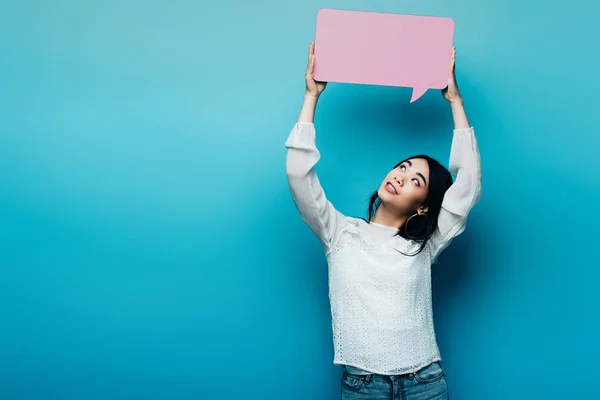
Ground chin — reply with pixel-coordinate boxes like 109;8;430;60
377;187;393;201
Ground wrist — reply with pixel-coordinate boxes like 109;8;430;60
449;97;463;107
304;92;320;101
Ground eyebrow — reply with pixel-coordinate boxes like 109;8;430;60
403;160;427;186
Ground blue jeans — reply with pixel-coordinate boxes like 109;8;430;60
340;361;449;400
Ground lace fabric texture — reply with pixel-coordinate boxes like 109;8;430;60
328;217;441;375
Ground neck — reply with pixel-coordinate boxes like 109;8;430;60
371;204;408;229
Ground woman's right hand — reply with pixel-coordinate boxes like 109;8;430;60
305;41;327;98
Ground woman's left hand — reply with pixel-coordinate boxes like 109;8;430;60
441;47;461;103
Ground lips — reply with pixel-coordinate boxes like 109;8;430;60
385;181;398;194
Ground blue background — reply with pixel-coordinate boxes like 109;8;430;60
1;0;599;399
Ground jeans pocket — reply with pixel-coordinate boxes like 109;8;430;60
341;370;365;392
413;361;445;384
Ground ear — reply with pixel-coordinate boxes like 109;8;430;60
418;205;429;216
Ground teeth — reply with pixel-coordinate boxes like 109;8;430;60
387;183;397;193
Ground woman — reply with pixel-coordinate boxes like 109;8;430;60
286;41;481;399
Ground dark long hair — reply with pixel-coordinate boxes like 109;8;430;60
366;155;453;256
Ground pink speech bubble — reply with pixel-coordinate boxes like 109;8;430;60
314;9;455;102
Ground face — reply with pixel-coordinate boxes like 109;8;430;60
377;158;430;216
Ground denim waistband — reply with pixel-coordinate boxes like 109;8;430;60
344;359;442;377
344;365;373;375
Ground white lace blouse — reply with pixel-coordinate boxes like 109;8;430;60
285;122;482;375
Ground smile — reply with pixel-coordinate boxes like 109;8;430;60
385;182;398;194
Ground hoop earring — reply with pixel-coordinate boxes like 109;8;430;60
405;213;426;240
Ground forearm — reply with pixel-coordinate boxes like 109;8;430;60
298;94;320;123
285;122;341;252
431;112;482;259
449;98;470;129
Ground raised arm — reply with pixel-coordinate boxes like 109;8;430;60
285;42;344;253
430;47;483;261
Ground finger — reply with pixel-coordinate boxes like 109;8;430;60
306;54;313;74
307;62;315;80
452;48;456;74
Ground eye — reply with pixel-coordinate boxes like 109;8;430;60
412;178;420;187
399;164;406;171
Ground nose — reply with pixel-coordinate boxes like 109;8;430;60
394;176;403;187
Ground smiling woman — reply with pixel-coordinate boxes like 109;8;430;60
285;42;482;399
367;154;454;252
